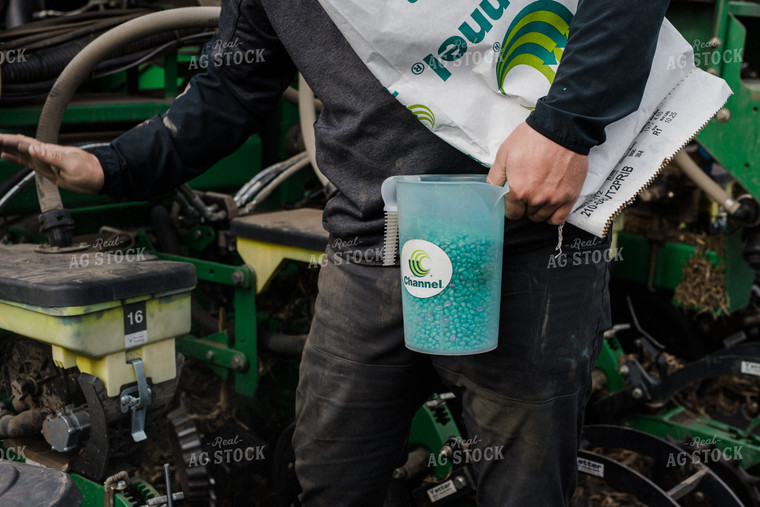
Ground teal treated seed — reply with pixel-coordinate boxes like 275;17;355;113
402;228;500;353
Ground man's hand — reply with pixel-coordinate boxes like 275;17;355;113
0;134;104;195
487;122;588;225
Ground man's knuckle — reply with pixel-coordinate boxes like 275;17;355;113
511;189;529;201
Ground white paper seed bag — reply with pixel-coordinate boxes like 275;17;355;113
318;0;732;236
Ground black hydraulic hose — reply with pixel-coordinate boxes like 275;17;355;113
1;25;83;48
34;6;221;218
0;171;34;216
0;9;146;41
2;28;206;86
1;22;89;42
0;82;57;104
91;31;215;79
1;79;57;95
0;167;32;200
5;12;148;53
0;31;213;100
2;40;93;84
1;36;203;100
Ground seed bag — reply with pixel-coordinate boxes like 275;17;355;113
317;0;732;237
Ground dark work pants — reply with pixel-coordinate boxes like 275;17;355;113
292;220;611;506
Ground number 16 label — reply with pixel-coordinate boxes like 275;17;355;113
124;301;148;349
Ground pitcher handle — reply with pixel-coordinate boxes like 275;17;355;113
491;180;510;213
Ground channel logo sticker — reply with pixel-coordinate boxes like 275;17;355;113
409;249;432;277
401;239;453;298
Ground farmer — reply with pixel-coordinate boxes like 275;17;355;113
0;0;669;504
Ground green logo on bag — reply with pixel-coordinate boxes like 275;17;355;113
407;104;436;129
409;249;431;277
496;0;573;93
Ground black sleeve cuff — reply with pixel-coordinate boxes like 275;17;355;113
89;144;126;199
526;100;599;156
524;0;669;157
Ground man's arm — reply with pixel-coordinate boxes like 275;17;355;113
97;0;297;199
488;0;670;225
1;0;297;200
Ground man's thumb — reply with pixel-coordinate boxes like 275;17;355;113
31;143;63;168
28;143;61;181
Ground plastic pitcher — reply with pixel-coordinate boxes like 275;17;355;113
382;175;509;355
